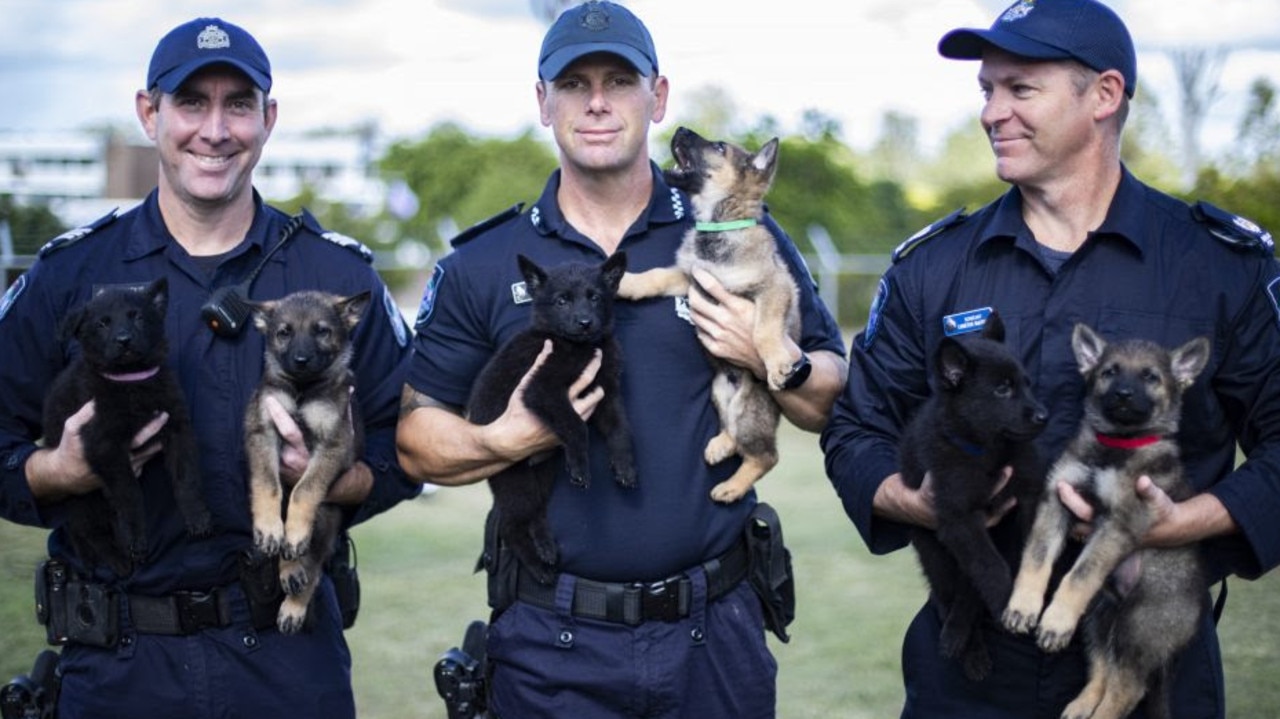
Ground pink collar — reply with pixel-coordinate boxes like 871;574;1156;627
100;366;160;383
1095;432;1161;450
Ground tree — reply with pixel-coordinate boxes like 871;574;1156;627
1169;47;1228;189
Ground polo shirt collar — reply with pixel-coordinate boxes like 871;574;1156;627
528;162;690;241
125;189;272;261
978;165;1147;254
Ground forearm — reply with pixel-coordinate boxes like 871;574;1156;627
774;349;847;432
872;471;936;529
25;446;88;504
395;387;520;486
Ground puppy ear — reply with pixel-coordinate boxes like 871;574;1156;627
980;310;1005;342
1171;336;1211;390
249;300;275;334
147;276;169;316
1071;323;1106;374
338;290;372;330
753;138;780;184
517;254;547;294
936;338;970;390
601;252;627;294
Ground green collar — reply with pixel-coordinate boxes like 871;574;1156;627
695;218;758;232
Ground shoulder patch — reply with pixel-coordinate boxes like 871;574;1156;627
450;204;523;248
891;208;967;264
0;274;28;325
415;263;445;332
1193;201;1274;255
37;209;119;258
382;285;409;347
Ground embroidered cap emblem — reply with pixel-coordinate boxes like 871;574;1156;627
197;24;231;50
1000;0;1035;22
581;4;610;31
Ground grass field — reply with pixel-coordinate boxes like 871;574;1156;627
2;425;1278;717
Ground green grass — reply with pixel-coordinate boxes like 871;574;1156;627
2;425;1277;717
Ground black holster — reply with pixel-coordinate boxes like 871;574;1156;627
35;559;117;648
0;649;60;719
744;502;796;643
327;532;361;630
478;509;518;620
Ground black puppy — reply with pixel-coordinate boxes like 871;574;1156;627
43;277;210;575
466;253;636;584
899;311;1046;680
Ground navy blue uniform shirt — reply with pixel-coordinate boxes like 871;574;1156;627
0;189;418;593
821;167;1280;583
408;164;844;582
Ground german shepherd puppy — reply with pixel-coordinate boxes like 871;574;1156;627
899;311;1047;680
1003;324;1210;719
617;126;797;503
43;277;210;575
467;254;636;584
245;289;370;633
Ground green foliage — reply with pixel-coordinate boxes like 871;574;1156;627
379;123;557;252
0;194;67;256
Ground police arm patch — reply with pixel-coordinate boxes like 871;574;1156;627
0;274;27;325
861;277;890;351
415;263;445;332
383;286;409;347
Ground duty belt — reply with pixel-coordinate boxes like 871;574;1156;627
515;541;748;626
129;588;240;635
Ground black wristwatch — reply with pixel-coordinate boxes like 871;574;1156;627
780;353;812;390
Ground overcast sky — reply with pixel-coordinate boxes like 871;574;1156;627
2;0;1277;155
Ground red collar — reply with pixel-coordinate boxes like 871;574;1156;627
1095;432;1161;449
100;367;160;383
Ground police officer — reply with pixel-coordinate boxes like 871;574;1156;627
821;1;1280;717
397;2;846;716
0;18;417;718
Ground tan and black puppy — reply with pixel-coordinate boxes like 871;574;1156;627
245;289;369;633
617;126;798;503
1003;324;1210;719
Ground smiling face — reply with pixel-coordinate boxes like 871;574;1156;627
536;52;667;179
976;48;1102;189
137;66;276;213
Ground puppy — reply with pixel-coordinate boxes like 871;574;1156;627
466;253;636;584
1003;324;1210;719
617;126;797;503
43;277;210;575
899;311;1047;680
245;289;369;633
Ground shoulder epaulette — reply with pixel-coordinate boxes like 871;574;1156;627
891;208;968;264
1193;201;1274;255
37;209;119;258
300;208;373;263
450;204;524;248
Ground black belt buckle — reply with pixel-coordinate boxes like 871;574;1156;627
639;576;689;622
174;590;221;634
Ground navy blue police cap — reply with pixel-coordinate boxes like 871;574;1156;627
539;1;658;81
938;0;1136;98
148;18;272;93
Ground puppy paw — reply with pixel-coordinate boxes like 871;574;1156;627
1035;604;1079;653
1001;590;1042;634
279;563;310;596
710;479;748;504
612;461;638;489
281;534;312;562
703;433;737;465
961;646;992;682
253;519;285;557
277;599;308;634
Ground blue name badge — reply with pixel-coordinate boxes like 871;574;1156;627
942;307;993;337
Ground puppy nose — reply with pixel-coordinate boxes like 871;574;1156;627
292;354;311;366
